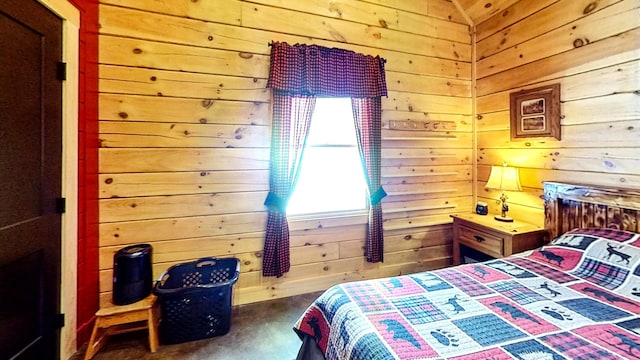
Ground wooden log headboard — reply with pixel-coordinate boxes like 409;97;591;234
544;182;640;240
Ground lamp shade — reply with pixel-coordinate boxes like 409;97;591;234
485;165;522;191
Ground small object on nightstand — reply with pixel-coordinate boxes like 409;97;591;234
476;201;488;215
450;213;546;265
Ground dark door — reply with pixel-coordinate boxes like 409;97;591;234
0;0;63;358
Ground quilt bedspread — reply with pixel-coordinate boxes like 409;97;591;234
293;228;640;359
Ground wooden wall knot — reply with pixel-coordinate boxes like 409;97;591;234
573;38;589;48
328;3;343;18
583;2;597;14
201;99;214;109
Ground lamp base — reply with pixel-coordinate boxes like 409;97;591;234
494;215;514;222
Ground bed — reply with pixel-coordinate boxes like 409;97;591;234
293;182;640;359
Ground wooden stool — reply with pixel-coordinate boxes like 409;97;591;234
84;294;159;360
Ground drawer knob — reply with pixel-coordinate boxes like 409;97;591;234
473;235;486;243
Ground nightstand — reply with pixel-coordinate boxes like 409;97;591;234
451;213;547;265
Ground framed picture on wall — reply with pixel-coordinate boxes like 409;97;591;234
509;83;561;140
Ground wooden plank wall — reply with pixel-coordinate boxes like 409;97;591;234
97;0;473;305
475;0;640;227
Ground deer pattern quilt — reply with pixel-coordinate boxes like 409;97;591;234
293;228;640;359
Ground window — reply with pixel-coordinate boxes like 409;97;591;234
287;98;368;215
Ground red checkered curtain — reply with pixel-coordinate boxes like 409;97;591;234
262;93;315;277
267;42;387;97
352;97;386;263
264;42;387;276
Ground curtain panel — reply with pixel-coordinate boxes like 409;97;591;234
264;41;387;277
352;97;386;263
263;94;315;277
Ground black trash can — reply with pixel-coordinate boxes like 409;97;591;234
153;257;240;344
112;244;153;305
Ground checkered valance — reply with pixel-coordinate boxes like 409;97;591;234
267;42;387;97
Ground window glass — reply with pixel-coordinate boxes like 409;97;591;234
287;98;368;215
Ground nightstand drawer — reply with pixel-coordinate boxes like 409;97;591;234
458;225;503;258
451;213;545;265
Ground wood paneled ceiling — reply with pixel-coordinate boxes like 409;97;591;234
453;0;521;24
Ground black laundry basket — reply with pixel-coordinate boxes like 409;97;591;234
153;257;240;344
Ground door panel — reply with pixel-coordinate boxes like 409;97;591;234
0;0;63;358
0;9;42;229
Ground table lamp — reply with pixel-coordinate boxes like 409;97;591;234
485;163;521;222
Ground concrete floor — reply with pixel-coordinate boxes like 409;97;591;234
71;291;323;360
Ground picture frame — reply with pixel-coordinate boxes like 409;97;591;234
509;83;561;140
